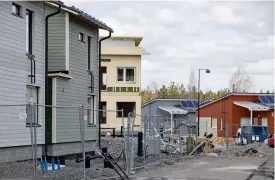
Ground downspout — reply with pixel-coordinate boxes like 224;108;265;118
98;31;112;148
45;4;61;156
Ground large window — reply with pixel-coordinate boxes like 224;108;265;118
101;67;107;90
116;102;136;118
262;117;268;126
87;96;96;125
26;10;33;54
26;86;38;124
101;102;107;124
211;117;217;128
117;67;136;83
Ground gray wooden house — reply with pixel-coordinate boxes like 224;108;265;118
141;99;212;135
0;1;46;162
45;2;113;157
0;1;113;162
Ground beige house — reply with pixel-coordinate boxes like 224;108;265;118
101;36;149;131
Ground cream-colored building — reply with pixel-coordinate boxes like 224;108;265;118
101;36;149;131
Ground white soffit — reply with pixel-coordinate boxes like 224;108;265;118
158;106;188;114
233;101;270;111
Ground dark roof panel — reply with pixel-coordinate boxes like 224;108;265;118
49;1;113;32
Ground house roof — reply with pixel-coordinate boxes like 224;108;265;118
195;92;274;110
46;1;113;32
141;98;198;108
158;106;188;115
104;36;143;46
233;101;270;111
101;46;149;55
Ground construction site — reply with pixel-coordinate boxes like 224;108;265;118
0;108;273;180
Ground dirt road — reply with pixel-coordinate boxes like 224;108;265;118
133;155;273;180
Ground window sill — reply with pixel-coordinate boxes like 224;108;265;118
79;40;86;44
12;13;22;18
117;81;136;84
87;124;96;127
26;123;42;127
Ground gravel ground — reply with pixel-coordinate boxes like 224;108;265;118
0;138;273;180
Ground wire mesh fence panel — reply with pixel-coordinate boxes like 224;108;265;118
34;105;89;180
0;104;39;180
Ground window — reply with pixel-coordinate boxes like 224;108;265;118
12;3;21;16
26;10;33;54
211;118;217;128
79;32;84;42
254;118;258;125
262;117;268;126
101;67;107;90
117;68;124;81
117;67;136;83
26;86;38;124
87;96;96;125
241;118;250;125
116;102;136;117
101;102;107;124
88;36;91;70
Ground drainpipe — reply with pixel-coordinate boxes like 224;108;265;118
45;4;61;156
98;31;112;148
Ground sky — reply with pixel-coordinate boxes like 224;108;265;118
64;0;274;92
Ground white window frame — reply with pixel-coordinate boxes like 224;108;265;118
241;117;250;125
117;67;136;83
26;86;39;124
87;95;96;125
79;32;84;42
262;117;268;126
220;118;223;130
211;117;217;128
12;3;21;16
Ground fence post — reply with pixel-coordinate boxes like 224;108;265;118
79;105;85;180
27;103;35;179
143;116;147;166
225;124;229;149
33;103;37;179
126;113;130;175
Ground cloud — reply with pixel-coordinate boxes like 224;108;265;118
207;4;244;25
69;1;274;92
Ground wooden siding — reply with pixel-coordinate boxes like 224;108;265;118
0;2;45;147
47;6;66;71
55;15;99;143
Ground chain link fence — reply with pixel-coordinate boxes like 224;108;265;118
123;113;200;175
0;104;212;179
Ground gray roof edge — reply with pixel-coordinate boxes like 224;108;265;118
48;1;113;32
195;92;274;110
141;98;198;108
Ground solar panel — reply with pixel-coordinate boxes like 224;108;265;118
181;101;188;108
266;96;274;104
200;100;212;106
186;100;195;108
259;96;269;104
192;101;198;108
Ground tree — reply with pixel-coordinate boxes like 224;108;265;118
229;67;253;92
157;85;169;98
266;90;270;94
187;68;197;98
260;89;263;93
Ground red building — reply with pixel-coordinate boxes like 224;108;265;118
197;93;274;137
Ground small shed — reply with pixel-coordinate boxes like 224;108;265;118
141;99;212;135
